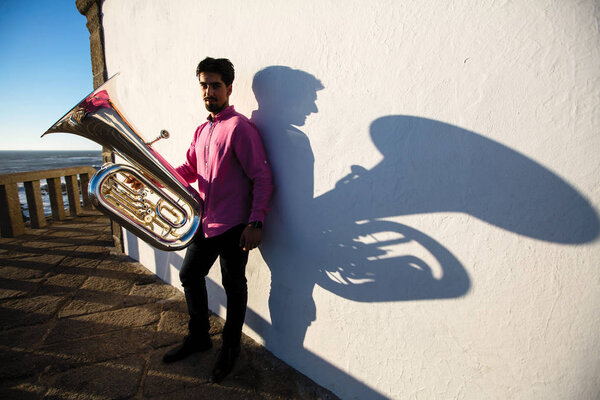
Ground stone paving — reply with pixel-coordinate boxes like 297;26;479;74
0;211;338;400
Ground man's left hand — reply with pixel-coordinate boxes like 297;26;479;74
240;225;262;251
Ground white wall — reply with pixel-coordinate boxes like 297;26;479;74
100;1;600;398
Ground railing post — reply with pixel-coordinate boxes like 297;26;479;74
0;166;99;237
0;183;25;237
24;180;47;228
65;175;82;216
79;172;93;210
46;177;66;220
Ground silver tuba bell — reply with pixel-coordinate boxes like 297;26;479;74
43;74;202;251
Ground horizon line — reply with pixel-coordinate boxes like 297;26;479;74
0;148;102;152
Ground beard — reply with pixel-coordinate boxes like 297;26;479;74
204;98;227;114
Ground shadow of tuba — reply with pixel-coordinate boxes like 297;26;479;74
43;74;202;251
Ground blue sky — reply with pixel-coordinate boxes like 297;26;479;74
0;0;100;150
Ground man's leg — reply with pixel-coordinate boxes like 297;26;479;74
181;235;219;338
163;235;218;363
211;224;248;382
219;224;249;348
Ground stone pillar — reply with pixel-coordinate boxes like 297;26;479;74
24;180;47;228
0;183;25;237
76;0;122;251
79;172;93;210
65;175;82;216
75;0;107;88
46;177;67;221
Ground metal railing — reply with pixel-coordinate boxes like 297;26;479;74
0;166;97;237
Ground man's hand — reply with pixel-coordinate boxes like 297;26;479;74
239;225;262;251
124;175;143;190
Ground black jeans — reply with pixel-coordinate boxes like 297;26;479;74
179;224;248;348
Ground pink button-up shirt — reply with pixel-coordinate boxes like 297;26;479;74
176;106;273;238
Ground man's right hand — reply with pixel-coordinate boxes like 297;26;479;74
124;175;143;190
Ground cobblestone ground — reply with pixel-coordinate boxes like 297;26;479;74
0;211;337;400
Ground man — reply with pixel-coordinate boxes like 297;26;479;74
162;57;273;383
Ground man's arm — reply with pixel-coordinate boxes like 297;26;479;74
233;123;274;250
124;124;205;190
174;124;205;184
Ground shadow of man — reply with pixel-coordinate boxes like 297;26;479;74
251;66;323;360
251;69;598;395
251;68;472;384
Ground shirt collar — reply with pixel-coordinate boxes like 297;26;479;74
207;105;235;122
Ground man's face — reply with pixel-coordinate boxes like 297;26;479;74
199;71;232;115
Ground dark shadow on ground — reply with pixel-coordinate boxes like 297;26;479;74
0;215;334;399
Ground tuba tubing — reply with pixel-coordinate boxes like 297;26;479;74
42;74;202;251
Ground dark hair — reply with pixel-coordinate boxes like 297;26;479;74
196;57;235;86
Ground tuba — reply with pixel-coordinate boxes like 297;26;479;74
43;74;202;251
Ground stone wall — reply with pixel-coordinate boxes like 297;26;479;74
76;0;121;250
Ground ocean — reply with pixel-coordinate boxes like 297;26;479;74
0;150;103;175
0;150;103;219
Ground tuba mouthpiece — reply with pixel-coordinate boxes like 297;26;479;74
146;129;170;146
